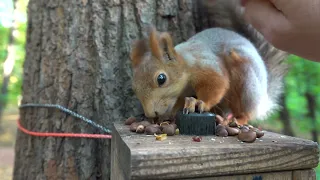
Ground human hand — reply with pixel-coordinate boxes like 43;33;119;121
241;0;320;62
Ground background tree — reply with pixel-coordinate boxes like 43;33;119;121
283;55;320;142
12;0;207;179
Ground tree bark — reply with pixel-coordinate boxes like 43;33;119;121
14;0;203;179
305;92;318;143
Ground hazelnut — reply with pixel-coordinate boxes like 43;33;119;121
251;127;265;138
216;124;228;137
130;122;139;132
139;120;151;127
162;124;176;136
239;125;250;133
226;126;240;136
171;123;177;130
244;124;254;129
125;116;136;125
237;130;257;143
145;124;162;135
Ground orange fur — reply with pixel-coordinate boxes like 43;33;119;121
159;32;177;58
222;50;252;125
190;66;230;112
149;28;162;60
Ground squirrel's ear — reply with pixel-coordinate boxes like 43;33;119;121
159;32;177;62
148;27;177;62
130;39;148;68
149;27;162;60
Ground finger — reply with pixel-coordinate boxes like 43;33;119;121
243;0;290;42
240;0;248;6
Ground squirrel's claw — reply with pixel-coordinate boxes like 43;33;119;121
183;108;189;114
184;97;196;114
184;97;208;114
197;100;205;113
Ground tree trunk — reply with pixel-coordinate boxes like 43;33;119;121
14;0;204;179
278;88;295;136
305;92;318;143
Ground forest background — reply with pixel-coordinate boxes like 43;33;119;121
0;0;319;179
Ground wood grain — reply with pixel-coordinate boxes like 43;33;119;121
292;169;316;180
111;123;319;180
180;169;315;180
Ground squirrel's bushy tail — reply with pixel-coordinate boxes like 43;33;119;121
197;0;289;108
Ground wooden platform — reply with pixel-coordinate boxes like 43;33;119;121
110;123;319;180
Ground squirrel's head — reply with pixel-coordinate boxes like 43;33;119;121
130;28;189;118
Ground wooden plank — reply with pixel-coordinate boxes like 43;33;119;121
181;169;316;180
181;170;293;180
110;125;132;180
292;169;316;180
111;123;319;180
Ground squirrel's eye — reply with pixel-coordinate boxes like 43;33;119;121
157;73;166;86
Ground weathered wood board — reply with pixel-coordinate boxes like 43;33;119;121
111;123;319;180
181;169;316;180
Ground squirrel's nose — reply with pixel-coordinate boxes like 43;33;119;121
155;111;159;116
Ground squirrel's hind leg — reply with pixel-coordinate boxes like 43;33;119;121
223;49;269;125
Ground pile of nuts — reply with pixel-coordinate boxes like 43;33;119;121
215;115;264;143
124;114;265;143
125;116;178;136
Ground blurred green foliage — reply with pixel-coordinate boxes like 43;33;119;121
0;0;27;108
0;0;319;178
283;55;320;138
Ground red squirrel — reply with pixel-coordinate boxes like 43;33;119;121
130;0;288;125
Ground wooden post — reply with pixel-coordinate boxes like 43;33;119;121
111;123;319;180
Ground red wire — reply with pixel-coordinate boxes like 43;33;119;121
17;118;112;139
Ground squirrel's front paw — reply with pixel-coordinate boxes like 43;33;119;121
183;97;210;114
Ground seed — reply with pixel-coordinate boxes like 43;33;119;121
237;130;257;143
175;128;180;135
226;126;240;136
155;134;167;141
125;116;136;125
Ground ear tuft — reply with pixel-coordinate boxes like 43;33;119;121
130;39;148;68
149;27;162;59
